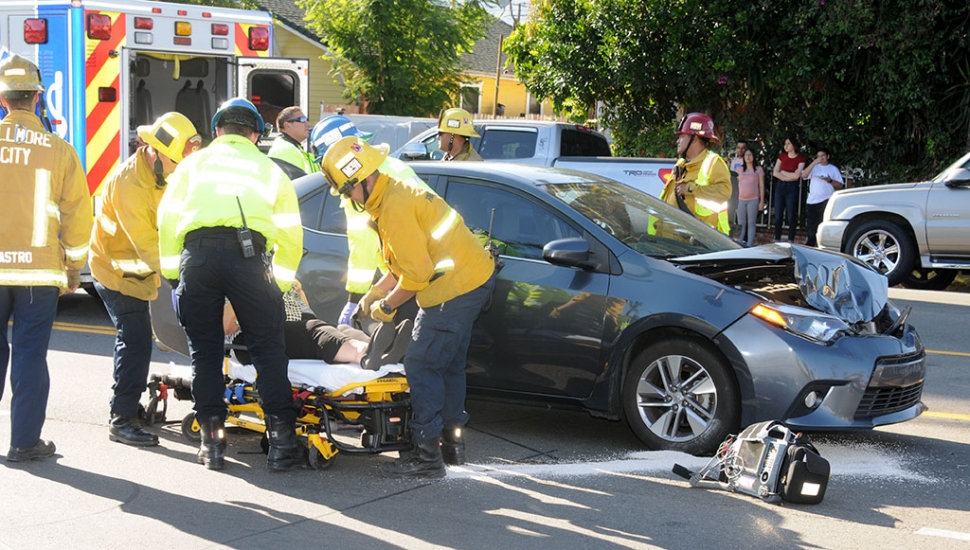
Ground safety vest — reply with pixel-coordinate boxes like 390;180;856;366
267;135;319;174
157;133;304;292
0;110;92;288
342;156;433;294
89;146;165;301
691;150;731;234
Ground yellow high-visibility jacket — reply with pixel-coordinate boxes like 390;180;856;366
660;148;731;233
0;110;92;288
89;146;165;301
365;172;493;308
157;133;303;292
343;156;432;294
267;135;318;174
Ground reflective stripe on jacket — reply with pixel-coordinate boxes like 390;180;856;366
157;133;303;292
660;148;731;234
0;110;93;288
267;135;318;174
365;172;493;308
89;146;165;301
343;156;433;294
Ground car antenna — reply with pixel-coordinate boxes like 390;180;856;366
485;207;505;272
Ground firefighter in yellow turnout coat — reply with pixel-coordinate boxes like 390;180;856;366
660;112;732;234
0;54;93;462
322;136;495;479
90;112;201;447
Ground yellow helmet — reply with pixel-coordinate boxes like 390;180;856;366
0;53;44;93
437;108;479;138
322;136;389;196
137;112;202;163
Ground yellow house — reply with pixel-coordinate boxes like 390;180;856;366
255;3;549;120
460;19;554;119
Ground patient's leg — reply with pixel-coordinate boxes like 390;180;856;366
333;339;368;364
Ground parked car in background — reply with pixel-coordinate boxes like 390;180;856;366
817;151;970;289
393;120;676;198
290;162;926;455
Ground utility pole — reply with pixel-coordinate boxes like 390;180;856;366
493;34;503;117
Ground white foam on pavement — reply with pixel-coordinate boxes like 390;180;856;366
445;444;938;484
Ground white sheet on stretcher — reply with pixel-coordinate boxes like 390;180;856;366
227;358;406;395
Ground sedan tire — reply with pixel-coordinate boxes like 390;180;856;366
845;219;916;287
623;337;739;455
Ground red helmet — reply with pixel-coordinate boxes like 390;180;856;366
676;112;719;143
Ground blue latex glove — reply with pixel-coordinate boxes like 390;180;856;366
338;301;357;326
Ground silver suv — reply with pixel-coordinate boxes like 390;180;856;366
817;151;970;289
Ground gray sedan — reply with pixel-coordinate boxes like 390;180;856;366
290;162;926;455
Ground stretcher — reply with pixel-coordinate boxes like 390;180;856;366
142;358;412;470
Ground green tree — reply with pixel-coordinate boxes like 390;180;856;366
505;0;970;184
300;0;495;116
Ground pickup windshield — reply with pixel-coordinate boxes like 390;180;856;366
544;181;740;257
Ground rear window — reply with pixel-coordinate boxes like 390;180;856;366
477;129;537;160
560;128;611;157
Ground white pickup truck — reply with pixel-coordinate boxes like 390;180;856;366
392;120;676;198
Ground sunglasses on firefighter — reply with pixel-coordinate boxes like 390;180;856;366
285;116;308;124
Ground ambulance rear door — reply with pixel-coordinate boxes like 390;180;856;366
236;57;309;136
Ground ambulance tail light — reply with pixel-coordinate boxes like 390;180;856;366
249;26;269;51
87;13;112;40
24;18;48;44
174;21;192;46
211;23;229;36
134;17;153;30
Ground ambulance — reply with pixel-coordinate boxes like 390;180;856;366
0;0;309;197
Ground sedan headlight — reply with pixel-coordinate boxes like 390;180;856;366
750;302;851;343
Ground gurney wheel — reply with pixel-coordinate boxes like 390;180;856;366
181;413;202;443
308;445;335;470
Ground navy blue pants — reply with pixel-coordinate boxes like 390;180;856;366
0;286;59;449
773;180;800;242
405;272;495;444
175;232;295;424
95;281;153;419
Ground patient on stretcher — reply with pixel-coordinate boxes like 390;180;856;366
223;281;411;371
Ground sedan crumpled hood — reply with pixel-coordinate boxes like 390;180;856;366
672;243;889;323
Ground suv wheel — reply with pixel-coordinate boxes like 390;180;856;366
623;337;739;456
900;268;958;291
845;219;915;287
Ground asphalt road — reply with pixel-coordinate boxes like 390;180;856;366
1;288;968;549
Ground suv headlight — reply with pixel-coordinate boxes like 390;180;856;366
750;302;851;343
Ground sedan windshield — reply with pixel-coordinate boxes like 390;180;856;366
544;181;741;257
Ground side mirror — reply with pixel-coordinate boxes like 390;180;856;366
400;142;429;160
543;238;601;271
945;167;970;187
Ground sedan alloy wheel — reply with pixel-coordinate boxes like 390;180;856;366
623;337;739;455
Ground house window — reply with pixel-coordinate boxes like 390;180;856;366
460;85;481;114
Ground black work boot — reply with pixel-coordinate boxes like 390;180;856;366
198;417;226;470
379;438;446;479
265;414;307;472
440;425;465;466
109;415;159;447
6;439;56;462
